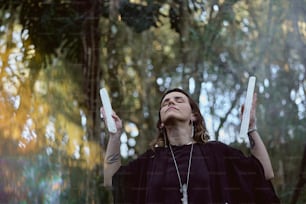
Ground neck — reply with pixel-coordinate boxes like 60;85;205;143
165;123;194;146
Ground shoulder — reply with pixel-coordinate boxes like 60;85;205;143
198;141;246;157
116;149;155;174
198;140;228;152
204;140;227;147
132;147;166;162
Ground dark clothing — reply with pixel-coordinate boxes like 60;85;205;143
113;141;280;204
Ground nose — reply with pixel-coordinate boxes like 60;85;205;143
167;98;175;106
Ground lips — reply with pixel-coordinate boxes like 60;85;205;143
166;106;178;112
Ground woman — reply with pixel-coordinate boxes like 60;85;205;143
103;88;279;204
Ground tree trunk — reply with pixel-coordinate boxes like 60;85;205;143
81;1;101;140
80;2;101;203
106;0;122;106
179;0;191;90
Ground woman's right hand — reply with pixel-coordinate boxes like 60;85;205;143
100;107;123;136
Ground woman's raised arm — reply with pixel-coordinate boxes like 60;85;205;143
101;108;123;187
243;93;274;180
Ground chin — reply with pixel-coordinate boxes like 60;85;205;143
162;116;182;125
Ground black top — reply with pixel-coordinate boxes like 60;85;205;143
113;141;280;204
163;144;212;204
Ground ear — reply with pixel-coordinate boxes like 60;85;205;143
159;123;165;129
190;113;196;122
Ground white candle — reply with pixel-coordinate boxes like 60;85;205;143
239;76;256;139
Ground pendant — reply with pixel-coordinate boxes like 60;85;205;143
180;184;188;204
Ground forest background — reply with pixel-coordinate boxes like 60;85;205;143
0;0;305;203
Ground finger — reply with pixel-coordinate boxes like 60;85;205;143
249;93;257;126
253;92;257;106
100;107;106;119
112;112;121;123
241;104;245;114
251;93;257;111
111;112;123;129
240;104;245;120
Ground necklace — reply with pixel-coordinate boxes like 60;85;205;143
169;143;194;204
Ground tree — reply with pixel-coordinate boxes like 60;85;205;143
1;0;305;203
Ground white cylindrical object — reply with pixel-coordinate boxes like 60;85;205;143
239;76;256;139
100;88;117;133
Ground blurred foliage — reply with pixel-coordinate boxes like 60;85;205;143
0;0;306;203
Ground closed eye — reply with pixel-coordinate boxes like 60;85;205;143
161;99;169;107
161;96;185;107
175;97;184;103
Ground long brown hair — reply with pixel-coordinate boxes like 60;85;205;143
151;88;210;148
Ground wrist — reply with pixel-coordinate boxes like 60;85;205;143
109;132;121;140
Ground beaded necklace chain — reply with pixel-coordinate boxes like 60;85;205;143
169;143;194;204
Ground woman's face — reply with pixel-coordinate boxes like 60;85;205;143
159;91;193;124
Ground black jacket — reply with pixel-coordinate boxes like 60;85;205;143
113;141;280;204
